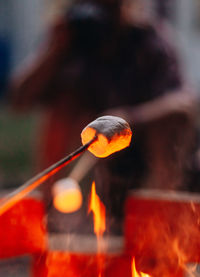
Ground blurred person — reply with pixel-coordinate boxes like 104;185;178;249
9;0;197;232
0;36;10;100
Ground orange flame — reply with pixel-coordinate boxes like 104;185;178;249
88;181;106;238
89;181;106;277
131;258;151;277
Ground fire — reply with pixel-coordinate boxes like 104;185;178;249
88;181;106;238
131;258;151;277
88;181;106;277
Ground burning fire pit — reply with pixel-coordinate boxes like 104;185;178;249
32;183;153;277
1;187;200;276
32;188;200;277
125;189;200;277
32;235;126;277
1;116;200;276
3;189;200;276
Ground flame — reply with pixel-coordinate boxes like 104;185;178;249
131;258;151;277
88;181;106;238
89;181;106;277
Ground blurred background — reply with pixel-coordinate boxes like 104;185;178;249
0;0;200;188
1;2;200;276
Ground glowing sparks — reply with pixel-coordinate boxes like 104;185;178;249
88;181;106;238
131;258;151;277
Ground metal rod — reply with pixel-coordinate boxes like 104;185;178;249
0;136;97;215
69;152;98;183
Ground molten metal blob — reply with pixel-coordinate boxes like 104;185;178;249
81;116;132;158
88;181;106;238
53;178;82;213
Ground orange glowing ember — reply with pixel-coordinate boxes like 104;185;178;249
131;258;151;277
88;181;106;238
